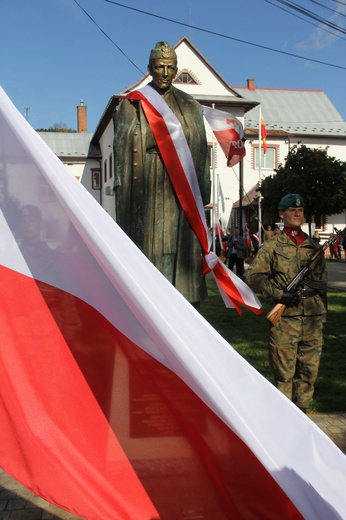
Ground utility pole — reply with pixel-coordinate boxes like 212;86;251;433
239;159;243;235
24;105;31;122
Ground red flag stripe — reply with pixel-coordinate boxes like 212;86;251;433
261;118;268;154
0;267;158;520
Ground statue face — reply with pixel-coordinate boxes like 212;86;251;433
148;58;178;90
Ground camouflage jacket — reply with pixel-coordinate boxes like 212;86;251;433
246;232;327;317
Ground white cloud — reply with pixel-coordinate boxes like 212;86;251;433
295;6;346;51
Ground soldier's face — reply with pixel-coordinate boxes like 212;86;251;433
279;207;304;229
148;58;177;90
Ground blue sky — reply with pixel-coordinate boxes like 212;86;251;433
1;0;345;132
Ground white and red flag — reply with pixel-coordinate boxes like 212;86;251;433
215;217;227;252
261;118;268;154
1;86;346;520
203;106;246;167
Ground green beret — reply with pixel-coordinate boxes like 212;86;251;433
278;194;305;210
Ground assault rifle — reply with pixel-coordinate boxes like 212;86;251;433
266;227;346;326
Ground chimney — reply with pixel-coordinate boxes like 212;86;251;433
247;78;255;90
77;100;87;133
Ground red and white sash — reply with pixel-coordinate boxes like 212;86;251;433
126;85;262;315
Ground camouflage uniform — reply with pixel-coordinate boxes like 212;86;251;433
246;232;327;409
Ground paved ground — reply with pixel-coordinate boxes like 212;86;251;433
309;412;346;455
0;469;82;520
326;257;346;292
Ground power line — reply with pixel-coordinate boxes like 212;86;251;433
101;0;346;71
72;0;145;75
264;0;346;41
271;0;346;35
305;0;346;18
73;0;346;73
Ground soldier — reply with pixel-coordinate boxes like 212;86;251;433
246;194;327;413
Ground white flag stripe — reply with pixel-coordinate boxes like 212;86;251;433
203;105;244;138
203;251;261;309
140;85;212;250
1;87;346;519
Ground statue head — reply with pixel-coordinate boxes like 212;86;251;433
148;41;178;91
149;41;177;62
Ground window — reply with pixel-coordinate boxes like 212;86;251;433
313;214;326;230
254;146;277;170
175;72;197;84
174;70;200;85
91;169;101;190
109;153;113;179
104;159;107;183
207;143;215;168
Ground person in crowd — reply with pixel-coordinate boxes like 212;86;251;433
246;194;327;413
251;231;260;256
312;230;321;245
263;225;274;241
342;233;346;261
226;228;245;278
332;236;341;259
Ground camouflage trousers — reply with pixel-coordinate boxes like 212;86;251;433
269;315;324;408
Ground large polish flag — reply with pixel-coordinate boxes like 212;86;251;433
1;86;346;520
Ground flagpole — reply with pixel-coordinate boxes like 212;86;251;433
216;172;221;253
258;105;263;245
211;103;216;252
217;172;220;229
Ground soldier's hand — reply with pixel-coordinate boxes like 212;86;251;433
279;290;301;308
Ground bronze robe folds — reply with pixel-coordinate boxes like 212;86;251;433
113;84;210;303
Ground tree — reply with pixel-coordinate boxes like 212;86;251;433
35;123;76;133
260;144;346;223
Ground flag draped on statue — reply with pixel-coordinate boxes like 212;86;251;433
261;118;268;154
203;105;246;167
1;86;346;520
127;86;260;315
